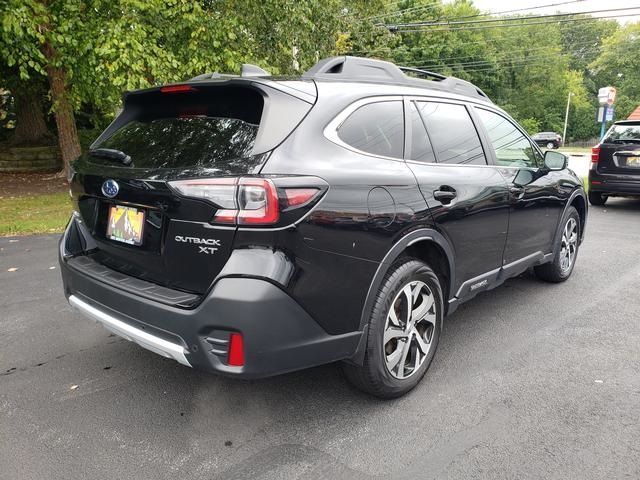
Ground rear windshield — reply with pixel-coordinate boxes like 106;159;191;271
91;86;264;171
604;124;640;143
96;117;258;170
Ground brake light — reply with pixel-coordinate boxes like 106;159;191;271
591;145;600;163
160;84;196;94
237;178;279;225
227;333;244;367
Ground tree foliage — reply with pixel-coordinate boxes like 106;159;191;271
1;0;639;165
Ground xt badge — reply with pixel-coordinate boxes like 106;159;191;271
174;235;221;254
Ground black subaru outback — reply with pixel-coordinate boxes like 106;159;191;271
59;56;587;398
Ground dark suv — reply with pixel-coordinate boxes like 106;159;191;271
589;120;640;205
59;56;587;398
531;131;562;149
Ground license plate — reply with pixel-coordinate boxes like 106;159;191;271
626;156;640;167
106;205;145;246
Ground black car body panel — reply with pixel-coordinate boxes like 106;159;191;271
60;56;587;378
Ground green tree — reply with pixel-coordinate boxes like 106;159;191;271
0;0;246;173
590;22;640;120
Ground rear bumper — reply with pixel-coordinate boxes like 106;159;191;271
68;295;191;366
589;170;640;195
59;218;361;378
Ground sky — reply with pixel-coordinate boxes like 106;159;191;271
445;0;639;24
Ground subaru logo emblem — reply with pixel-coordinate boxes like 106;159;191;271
102;179;119;198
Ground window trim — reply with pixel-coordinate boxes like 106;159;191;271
473;106;545;170
323;95;406;161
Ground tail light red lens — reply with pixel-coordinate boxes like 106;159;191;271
227;333;245;367
591;145;601;163
283;188;320;208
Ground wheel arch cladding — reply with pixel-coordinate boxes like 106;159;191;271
350;230;454;366
570;192;587;242
358;229;455;332
404;240;451;304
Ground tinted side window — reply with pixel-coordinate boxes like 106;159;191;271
408;102;436;163
337;101;404;158
415;101;486;165
476;109;542;168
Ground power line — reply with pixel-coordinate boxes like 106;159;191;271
414;48;602;72
393;12;640;33
429;51;600;74
386;6;640;29
364;0;586;24
414;45;602;69
399;39;600;67
412;42;640;73
419;0;587;24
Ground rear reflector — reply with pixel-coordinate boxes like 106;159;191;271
160;85;196;94
227;333;245;366
591;181;602;185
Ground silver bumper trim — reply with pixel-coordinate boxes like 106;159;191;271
68;295;192;367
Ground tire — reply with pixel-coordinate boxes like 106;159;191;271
546;142;555;149
534;206;580;283
343;258;443;399
588;191;607;206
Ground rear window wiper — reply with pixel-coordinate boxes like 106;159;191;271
89;148;132;166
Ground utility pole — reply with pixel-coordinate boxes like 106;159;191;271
562;92;573;147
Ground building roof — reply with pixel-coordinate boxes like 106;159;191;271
628;106;640;120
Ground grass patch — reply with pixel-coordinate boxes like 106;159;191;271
0;192;73;236
558;147;592;154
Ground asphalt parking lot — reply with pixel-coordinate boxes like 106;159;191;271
1;198;639;480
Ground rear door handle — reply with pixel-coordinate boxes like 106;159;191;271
433;189;457;203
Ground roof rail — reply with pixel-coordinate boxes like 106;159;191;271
303;56;491;102
303;56;406;82
190;64;270;81
398;66;446;81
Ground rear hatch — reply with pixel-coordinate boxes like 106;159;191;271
69;79;316;294
595;121;640;175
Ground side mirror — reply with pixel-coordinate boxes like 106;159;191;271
544;150;568;171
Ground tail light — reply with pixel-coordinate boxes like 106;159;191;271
169;177;321;226
591;145;600;170
236;178;279;225
283;188;320;208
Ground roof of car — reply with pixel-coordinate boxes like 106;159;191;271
186;56;493;105
301;56;492;103
614;120;640;125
